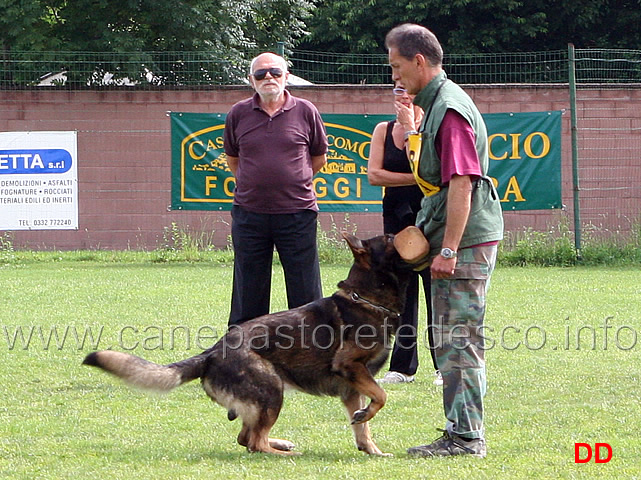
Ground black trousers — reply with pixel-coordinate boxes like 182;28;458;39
384;212;438;375
228;205;323;325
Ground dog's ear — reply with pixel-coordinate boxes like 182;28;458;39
342;232;365;253
341;232;371;268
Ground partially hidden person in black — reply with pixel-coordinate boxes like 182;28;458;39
368;84;441;386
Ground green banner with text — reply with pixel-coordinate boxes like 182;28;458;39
171;110;561;212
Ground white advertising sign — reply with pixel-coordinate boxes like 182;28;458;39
0;131;78;230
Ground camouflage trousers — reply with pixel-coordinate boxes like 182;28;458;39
431;244;498;439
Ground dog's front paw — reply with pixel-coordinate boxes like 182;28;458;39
351;408;370;424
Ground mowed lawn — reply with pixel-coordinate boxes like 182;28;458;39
1;261;640;480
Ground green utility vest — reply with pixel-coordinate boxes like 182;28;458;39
412;71;504;254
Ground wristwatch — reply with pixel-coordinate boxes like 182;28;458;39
403;130;419;142
440;247;458;259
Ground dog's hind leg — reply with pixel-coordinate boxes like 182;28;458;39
206;354;297;455
238;423;295;453
231;395;297;456
237;423;251;449
341;392;391;456
267;438;296;452
237;411;299;456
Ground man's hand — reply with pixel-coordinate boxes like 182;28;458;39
430;255;457;279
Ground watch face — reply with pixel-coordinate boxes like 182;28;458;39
441;248;455;259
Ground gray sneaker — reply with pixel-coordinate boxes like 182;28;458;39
377;371;415;384
407;430;487;458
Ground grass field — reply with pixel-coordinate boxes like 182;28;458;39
1;260;640;479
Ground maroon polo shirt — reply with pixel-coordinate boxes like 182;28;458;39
224;90;328;213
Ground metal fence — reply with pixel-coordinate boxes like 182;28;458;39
1;47;641;88
565;45;641;251
289;49;571;85
0;50;253;88
1;47;640;251
573;48;641;84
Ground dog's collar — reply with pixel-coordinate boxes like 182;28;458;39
338;289;401;318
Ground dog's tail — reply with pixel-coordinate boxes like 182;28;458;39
83;350;208;393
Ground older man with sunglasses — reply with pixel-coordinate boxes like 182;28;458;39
224;52;328;325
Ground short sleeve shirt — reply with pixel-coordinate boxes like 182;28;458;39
436;109;498;247
435;109;482;185
224;90;328;213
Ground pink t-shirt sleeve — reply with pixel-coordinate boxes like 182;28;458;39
435;109;482;185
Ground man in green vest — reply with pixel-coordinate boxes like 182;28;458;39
386;23;504;458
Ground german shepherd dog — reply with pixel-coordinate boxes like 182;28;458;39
83;233;414;456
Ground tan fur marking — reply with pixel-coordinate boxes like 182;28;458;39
94;351;182;392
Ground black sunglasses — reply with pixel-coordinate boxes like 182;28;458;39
252;68;284;81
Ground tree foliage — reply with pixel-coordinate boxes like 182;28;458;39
2;0;640;86
299;0;641;53
0;0;315;85
1;0;315;52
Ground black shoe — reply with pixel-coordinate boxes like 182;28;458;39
407;430;487;458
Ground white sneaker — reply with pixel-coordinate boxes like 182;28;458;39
378;371;415;384
433;370;443;386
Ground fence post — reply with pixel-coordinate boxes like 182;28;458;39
568;43;582;257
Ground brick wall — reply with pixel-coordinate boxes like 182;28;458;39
1;85;638;250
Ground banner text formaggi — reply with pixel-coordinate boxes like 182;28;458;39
171;111;562;212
